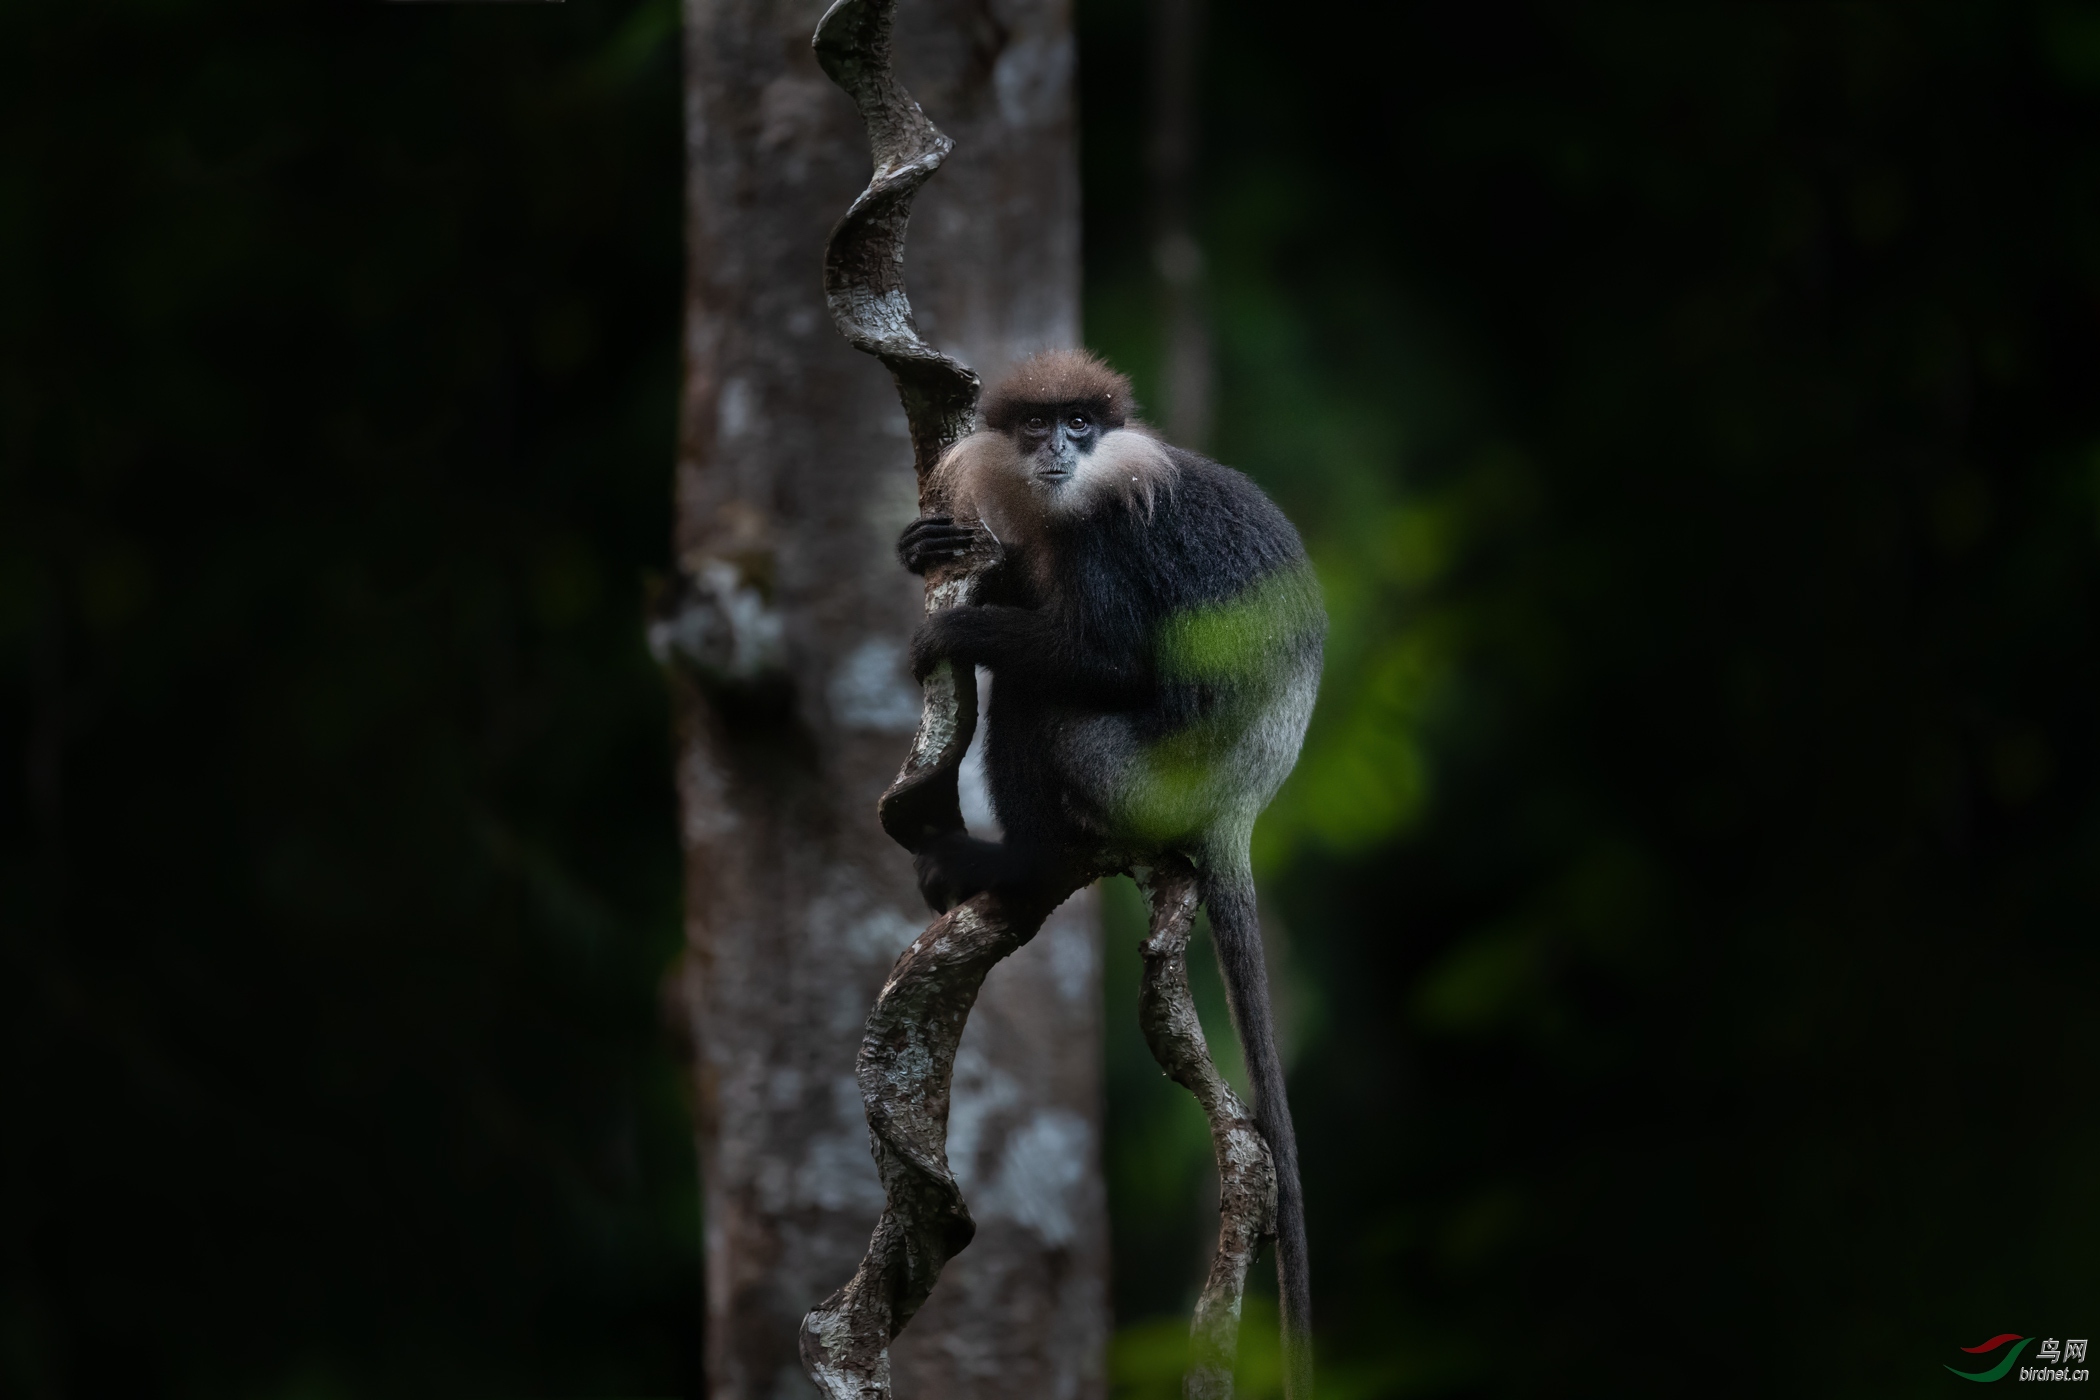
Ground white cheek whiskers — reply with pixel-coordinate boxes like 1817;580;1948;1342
1066;428;1176;520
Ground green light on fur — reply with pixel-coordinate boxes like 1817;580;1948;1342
1157;564;1321;683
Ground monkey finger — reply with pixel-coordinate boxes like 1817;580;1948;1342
899;532;984;573
901;545;966;573
898;515;956;543
897;517;974;572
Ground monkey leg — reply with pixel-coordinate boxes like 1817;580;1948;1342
912;831;1059;914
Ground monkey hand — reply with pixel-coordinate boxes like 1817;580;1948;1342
912;837;975;914
912;832;1035;914
908;604;1040;680
897;515;994;575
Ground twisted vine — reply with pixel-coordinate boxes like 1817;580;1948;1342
797;1;1079;1392
797;7;1276;1393
1136;859;1278;1399
811;0;983;854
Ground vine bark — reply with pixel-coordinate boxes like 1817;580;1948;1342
794;0;1099;1392
1136;860;1277;1399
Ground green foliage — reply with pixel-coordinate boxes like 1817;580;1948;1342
1114;1297;1432;1400
1113;1301;1283;1400
1086;0;2100;1394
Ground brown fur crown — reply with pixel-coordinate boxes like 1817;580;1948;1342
980;349;1136;432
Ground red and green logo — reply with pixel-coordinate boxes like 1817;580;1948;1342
1946;1334;2031;1383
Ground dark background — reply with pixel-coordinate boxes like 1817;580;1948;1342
4;1;2098;1397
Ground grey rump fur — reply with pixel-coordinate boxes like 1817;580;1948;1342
898;349;1324;1400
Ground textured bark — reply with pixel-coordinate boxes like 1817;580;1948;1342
667;0;1104;1396
1136;860;1276;1400
799;868;1096;1396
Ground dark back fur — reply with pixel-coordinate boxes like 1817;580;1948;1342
1041;446;1319;730
979;444;1321;847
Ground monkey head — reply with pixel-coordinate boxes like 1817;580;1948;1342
980;349;1134;492
902;350;1174;578
970;350;1172;521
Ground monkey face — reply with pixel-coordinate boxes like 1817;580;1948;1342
943;394;1170;538
1015;403;1101;491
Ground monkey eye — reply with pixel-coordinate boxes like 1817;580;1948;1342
1023;414;1049;433
1068;414;1092;432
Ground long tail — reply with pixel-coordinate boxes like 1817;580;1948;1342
1201;852;1312;1400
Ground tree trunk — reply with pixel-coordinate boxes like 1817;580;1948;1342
667;1;1104;1397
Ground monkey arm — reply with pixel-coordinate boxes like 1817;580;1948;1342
910;604;1152;704
909;604;1044;676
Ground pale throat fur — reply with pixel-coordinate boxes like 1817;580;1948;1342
940;422;1174;529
